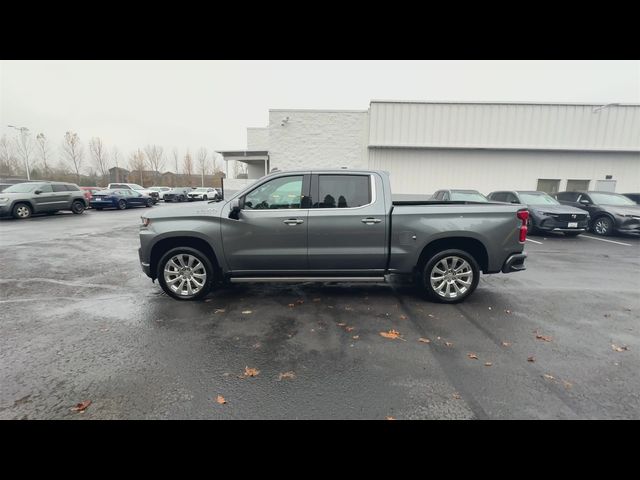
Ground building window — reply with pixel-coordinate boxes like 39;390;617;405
566;179;590;191
536;179;561;194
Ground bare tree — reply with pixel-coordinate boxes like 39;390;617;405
62;131;84;184
144;145;164;184
196;147;208;187
35;133;53;178
89;137;110;183
129;149;146;185
183;150;194;186
111;146;122;183
172;147;179;174
0;134;19;176
13;129;35;179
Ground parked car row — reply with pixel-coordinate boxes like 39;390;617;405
429;188;640;237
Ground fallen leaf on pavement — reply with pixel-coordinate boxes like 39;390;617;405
418;337;431;344
244;366;260;377
428;314;434;318
562;381;573;389
296;299;304;304
542;374;555;380
505;309;511;314
444;341;453;347
278;371;296;381
70;400;92;413
467;353;479;360
484;362;493;367
400;315;408;320
536;334;553;342
611;344;628;352
337;322;346;326
385;416;396;420
312;298;321;302
501;342;511;347
216;395;227;404
527;356;536;362
242;310;253;314
345;306;353;311
345;326;355;332
352;335;359;340
453;393;461;399
288;303;295;308
380;329;405;340
214;309;225;314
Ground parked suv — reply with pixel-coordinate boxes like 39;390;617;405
488;190;589;236
431;189;489;202
147;186;172;200
187;187;220;201
107;183;159;204
163;187;191;202
0;181;88;219
554;191;640;236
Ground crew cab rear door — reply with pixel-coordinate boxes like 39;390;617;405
307;173;387;271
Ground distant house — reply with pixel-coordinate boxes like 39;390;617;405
109;167;130;183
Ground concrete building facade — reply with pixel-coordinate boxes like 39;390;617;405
219;101;640;195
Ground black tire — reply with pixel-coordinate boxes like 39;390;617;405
178;195;185;202
12;203;32;219
527;218;538;235
157;247;214;301
203;195;208;201
591;216;613;236
146;198;153;207
564;231;582;237
71;200;85;214
421;249;480;304
117;199;127;210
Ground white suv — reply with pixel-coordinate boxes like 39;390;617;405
147;186;172;200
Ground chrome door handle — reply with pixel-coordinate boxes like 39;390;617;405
361;218;381;224
283;218;304;225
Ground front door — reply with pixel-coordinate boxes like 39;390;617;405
32;184;57;211
221;174;311;272
307;173;388;271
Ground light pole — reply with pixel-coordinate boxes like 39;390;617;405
36;133;48;177
8;125;31;180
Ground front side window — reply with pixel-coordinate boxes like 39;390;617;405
38;184;53;193
316;175;370;208
244;176;303;210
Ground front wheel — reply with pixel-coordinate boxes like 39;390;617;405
146;198;153;207
71;200;85;214
203;195;208;201
117;199;127;210
12;203;32;219
421;249;480;304
592;216;613;236
157;247;214;300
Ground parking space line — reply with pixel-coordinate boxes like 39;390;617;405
580;235;632;246
526;238;543;245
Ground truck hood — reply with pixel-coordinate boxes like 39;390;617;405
143;202;224;219
527;204;589;215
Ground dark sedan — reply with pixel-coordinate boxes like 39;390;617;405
90;189;154;210
488;190;589;237
554;191;640;236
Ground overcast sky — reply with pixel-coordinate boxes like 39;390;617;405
1;60;638;169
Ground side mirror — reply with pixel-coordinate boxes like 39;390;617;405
579;199;590;205
34;190;42;195
228;198;242;220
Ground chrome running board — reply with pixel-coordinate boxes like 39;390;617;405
229;277;386;283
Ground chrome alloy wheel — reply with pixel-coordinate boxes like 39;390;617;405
594;218;610;235
429;256;473;299
16;205;31;218
163;254;207;296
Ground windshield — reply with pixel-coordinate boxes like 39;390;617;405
589;193;636;205
518;193;559;205
450;192;488;202
3;183;40;193
131;184;144;190
194;188;208;192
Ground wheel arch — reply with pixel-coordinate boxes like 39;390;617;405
416;237;489;274
149;235;221;280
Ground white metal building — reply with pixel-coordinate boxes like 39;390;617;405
219;101;640;195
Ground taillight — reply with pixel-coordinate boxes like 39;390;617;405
517;209;529;242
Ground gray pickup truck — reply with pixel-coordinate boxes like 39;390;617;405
138;170;528;303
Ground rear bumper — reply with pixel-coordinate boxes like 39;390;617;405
502;253;527;273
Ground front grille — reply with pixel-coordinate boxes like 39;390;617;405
549;213;587;221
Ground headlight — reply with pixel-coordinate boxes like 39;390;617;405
141;216;151;227
0;197;8;202
622;214;640;219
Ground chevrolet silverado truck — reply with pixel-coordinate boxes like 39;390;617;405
138;170;528;303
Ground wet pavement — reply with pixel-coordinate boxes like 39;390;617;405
1;203;639;419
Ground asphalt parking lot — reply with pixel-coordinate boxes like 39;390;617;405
1;203;639;419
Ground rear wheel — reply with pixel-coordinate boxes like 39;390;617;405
592;216;613;236
117;199;127;210
421;249;480;304
71;200;85;214
157;247;214;301
203;195;208;201
146;198;153;207
12;203;32;219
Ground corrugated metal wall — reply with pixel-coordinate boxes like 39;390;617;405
369;102;640;152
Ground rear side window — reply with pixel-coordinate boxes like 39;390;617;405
52;184;68;192
316;175;370;208
65;184;80;191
